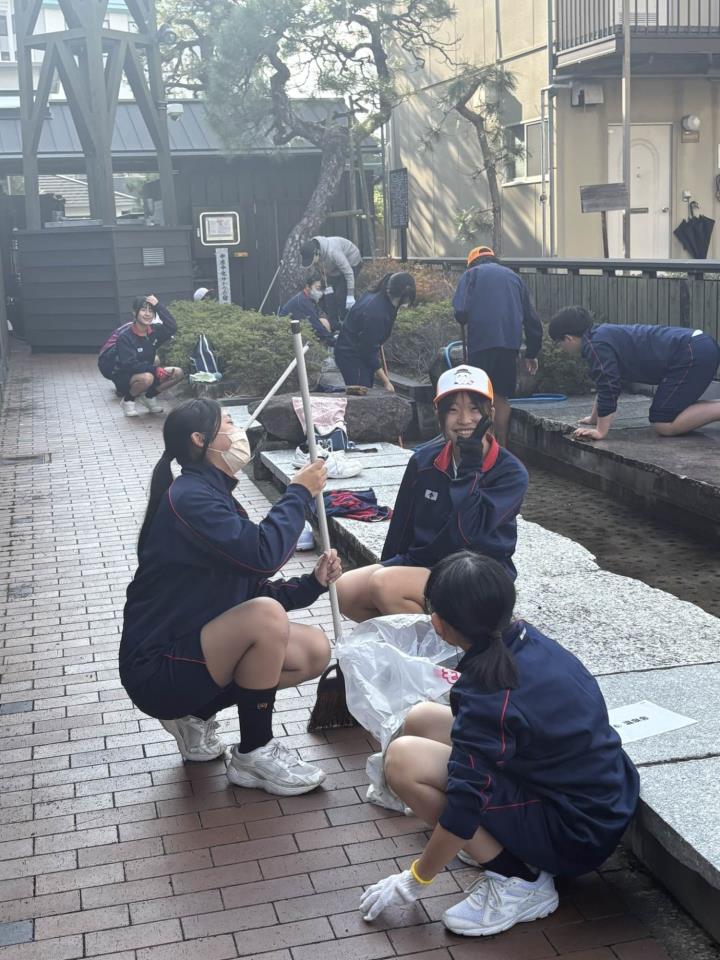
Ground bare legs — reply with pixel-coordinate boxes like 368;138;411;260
128;367;185;400
385;703;503;863
200;597;330;690
653;400;720;437
336;564;431;622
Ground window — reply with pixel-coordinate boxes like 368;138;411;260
0;14;10;61
504;120;546;182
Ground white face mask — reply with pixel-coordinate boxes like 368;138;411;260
210;426;251;475
309;288;323;303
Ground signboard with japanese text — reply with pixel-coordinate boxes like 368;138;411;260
200;211;240;246
389;168;409;229
215;247;232;303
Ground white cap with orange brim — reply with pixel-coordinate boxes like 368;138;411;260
434;364;494;406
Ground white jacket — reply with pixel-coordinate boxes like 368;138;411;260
315;236;362;293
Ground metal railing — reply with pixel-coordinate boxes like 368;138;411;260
556;0;720;52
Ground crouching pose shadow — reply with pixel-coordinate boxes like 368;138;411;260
360;551;639;938
119;399;341;796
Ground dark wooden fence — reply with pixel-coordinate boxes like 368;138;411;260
408;256;720;342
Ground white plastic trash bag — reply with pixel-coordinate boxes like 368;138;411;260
337;615;461;809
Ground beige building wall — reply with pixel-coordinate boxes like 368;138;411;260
389;0;720;261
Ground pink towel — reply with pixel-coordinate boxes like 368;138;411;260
292;396;348;437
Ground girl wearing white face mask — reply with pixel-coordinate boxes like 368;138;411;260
119;399;342;796
278;270;335;347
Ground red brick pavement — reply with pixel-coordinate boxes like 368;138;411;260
0;347;679;958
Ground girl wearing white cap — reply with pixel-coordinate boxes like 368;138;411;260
336;365;529;622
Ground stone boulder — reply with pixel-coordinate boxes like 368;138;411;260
249;391;413;443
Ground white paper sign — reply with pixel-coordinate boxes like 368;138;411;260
608;700;697;744
215;247;231;304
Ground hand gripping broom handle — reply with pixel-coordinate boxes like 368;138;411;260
289;320;344;645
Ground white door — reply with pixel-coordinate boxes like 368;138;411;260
607;124;672;259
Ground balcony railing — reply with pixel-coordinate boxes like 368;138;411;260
556;0;720;53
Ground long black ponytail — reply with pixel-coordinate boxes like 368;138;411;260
137;398;222;555
425;551;519;691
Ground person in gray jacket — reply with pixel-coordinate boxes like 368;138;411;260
300;236;362;328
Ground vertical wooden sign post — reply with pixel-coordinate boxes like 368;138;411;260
388;168;409;262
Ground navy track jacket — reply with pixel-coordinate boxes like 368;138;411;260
113;304;177;377
120;462;325;682
334;291;398;373
582;323;709;417
441;622;639;872
381;436;528;579
453;263;543;358
278;293;335;347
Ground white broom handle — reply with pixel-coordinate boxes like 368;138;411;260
244;344;308;430
290;319;344;644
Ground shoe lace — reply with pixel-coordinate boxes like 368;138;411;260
268;739;301;767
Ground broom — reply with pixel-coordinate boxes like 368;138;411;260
289;320;358;732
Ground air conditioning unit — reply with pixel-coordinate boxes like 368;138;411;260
571;83;605;107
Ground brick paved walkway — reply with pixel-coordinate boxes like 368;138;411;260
0;346;696;959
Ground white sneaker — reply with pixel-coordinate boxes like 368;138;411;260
226;739;326;796
160;715;227;761
325;451;362;479
122;399;140;417
442;870;558;937
292;445;329;469
136;394;165;414
457;850;482;868
296;521;315;551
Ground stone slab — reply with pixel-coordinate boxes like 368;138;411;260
260;448;409;494
598;664;720;766
265;443;413;470
633;757;720;891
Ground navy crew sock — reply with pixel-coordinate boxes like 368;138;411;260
235;686;277;754
482;850;537;882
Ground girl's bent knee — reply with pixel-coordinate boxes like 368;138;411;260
385;736;415;786
308;628;331;676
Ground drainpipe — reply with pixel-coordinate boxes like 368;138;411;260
544;0;572;257
541;88;548;257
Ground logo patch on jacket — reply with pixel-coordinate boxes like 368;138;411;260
424;490;439;501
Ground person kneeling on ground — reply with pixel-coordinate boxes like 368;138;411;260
549;305;720;440
114;295;184;417
278;270;336;348
336;364;528;622
360;550;640;936
119;399;341;796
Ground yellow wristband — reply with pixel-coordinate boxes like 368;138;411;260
410;859;434;885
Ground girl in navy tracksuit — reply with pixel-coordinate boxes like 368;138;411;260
119;398;341;796
360;551;639;938
336;364;528;623
549;306;720;439
278;271;335;347
334;272;416;390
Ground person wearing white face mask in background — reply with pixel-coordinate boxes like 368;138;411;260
119;399;341;796
278;270;336;347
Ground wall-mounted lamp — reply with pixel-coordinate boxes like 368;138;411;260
681;114;701;144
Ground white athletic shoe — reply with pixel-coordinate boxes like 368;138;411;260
296;521;315;551
292;445;329;469
136;394;165;414
457;850;482;868
122;399;140;417
442;870;558;937
325;451;362;479
160;715;227;762
226;739;326;796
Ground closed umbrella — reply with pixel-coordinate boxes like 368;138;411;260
674;206;715;259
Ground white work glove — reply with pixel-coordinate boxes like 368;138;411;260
323;286;334;296
360;869;425;921
345;295;356;309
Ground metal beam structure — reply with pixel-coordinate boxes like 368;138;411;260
16;0;178;228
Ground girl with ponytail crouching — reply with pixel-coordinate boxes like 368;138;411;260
120;399;341;796
360;551;639;937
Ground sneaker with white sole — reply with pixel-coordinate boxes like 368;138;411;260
325;451;362;479
296;521;315;551
122;399;140;417
292;445;329;469
136;394;165;414
457;850;482;868
442;870;558;937
226;739;326;796
160;715;227;761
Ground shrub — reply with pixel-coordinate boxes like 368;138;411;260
535;322;594;396
159;301;325;396
357;258;458;304
383;300;459;381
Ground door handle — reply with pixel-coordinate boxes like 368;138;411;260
662;207;669;212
